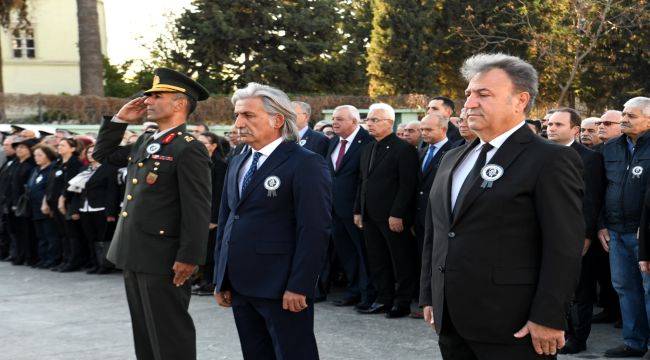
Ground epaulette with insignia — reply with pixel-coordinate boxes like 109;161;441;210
184;135;195;142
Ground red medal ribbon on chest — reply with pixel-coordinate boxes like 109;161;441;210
161;132;177;144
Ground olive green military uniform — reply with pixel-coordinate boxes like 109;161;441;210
94;116;211;360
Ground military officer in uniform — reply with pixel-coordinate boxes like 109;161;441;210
93;68;212;360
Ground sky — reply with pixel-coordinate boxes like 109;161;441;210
104;0;193;65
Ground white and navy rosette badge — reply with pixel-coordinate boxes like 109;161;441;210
264;176;281;197
632;166;643;179
55;170;63;177
146;143;161;155
480;164;504;188
299;139;307;146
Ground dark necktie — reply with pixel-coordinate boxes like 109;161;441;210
453;143;494;215
335;139;348;171
241;152;262;193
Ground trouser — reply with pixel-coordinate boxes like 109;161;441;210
231;290;319;360
13;214;37;264
331;213;374;303
439;300;555;360
62;217;86;268
362;218;416;306
566;242;598;344
0;213;11;257
609;230;650;350
80;210;111;268
33;217;61;266
198;227;217;286
124;270;196;360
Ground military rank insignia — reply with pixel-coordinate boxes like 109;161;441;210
146;172;159;185
184;136;194;142
162;132;177;144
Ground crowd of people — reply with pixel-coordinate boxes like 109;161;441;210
2;88;650;358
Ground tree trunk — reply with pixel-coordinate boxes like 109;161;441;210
76;0;104;96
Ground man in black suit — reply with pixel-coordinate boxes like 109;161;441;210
546;107;605;354
427;96;462;143
415;114;456;283
327;105;375;308
420;54;584;359
354;103;419;318
293;101;329;158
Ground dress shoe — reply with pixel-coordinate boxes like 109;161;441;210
559;340;586;354
332;297;360;307
96;267;114;275
0;255;13;262
592;310;616;323
50;263;65;271
58;264;81;273
604;344;645;358
86;267;99;274
11;259;24;266
356;302;389;314
354;302;373;311
386;305;410;318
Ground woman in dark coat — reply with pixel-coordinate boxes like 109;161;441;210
45;138;84;272
191;132;228;295
70;144;119;274
7;137;37;266
27;144;59;268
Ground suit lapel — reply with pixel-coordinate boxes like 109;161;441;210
237;141;294;206
369;135;394;175
229;151;248;204
336;131;366;173
451;126;532;226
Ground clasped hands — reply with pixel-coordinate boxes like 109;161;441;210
422;306;565;356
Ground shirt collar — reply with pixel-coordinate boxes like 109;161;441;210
152;126;176;140
477;121;526;152
342;126;360;143
431;137;448;149
254;137;284;158
299;126;309;139
564;139;575;147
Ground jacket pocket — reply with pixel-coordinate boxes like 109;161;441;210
492;267;538;285
255;242;292;254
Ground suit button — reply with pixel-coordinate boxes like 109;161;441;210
438;266;445;273
126;195;133;201
420;191;424;195
132;178;138;185
159;230;165;235
121;211;128;218
137;162;144;168
448;232;455;238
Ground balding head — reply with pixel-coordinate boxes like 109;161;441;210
420;114;448;144
598;110;622;141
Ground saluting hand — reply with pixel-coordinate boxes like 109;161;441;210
514;320;565;356
214;290;232;307
172;261;197;287
116;96;147;124
283;290;308;313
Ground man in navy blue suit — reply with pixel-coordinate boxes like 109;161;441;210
293;101;329;158
326;105;375;308
213;83;331;360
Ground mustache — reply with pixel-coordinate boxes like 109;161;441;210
466;112;484;117
237;128;252;136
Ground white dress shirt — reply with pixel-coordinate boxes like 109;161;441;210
298;126;309;140
238;137;284;194
451;121;526;209
330;126;361;169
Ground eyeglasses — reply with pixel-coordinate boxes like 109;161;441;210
595;121;621;126
366;117;391;123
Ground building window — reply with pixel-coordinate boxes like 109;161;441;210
11;30;35;59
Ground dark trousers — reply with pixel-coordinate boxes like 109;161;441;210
566;245;599;344
593;243;620;316
231;290;319;360
0;213;11;257
50;207;68;263
33;218;61;266
362;218;416;306
80;210;108;268
11;213;37;264
123;270;196;360
62;217;87;268
331;213;374;303
198;227;217;286
439;303;555;360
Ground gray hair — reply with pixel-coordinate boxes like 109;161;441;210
422;113;449;128
624;97;650;116
368;103;396;121
461;53;539;114
333;105;361;122
232;82;299;142
581;117;599;127
292;101;312;118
